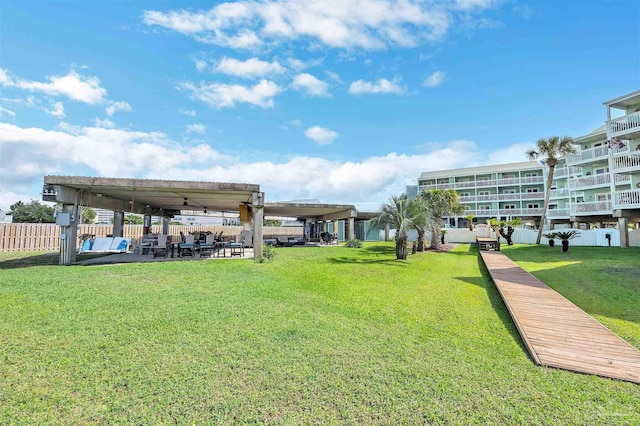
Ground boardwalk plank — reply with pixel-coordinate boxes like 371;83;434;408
480;251;640;384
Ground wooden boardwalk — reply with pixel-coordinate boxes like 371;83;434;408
480;251;640;384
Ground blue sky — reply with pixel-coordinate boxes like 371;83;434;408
1;0;639;211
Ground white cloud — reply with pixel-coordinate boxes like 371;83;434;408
94;118;115;128
348;78;406;95
143;1;483;50
291;73;330;97
305;126;338;145
286;57;324;71
180;109;197;116
45;101;65;118
0;68;107;104
325;71;342;83
290;119;302;127
195;60;208;72
178;79;283;108
186;123;207;134
0;106;16;117
4;120;531;212
423;70;446;88
215;57;286;78
106;101;132;116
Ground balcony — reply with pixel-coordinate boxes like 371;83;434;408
568;174;612;189
611;153;640;174
550;188;569;198
466;208;543;217
552;166;582;179
547;208;570;218
570;201;612;216
421;175;543;191
613;189;640;209
607;111;640;139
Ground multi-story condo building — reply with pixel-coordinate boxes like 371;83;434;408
413;90;640;245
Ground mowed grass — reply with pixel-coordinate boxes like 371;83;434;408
1;245;638;424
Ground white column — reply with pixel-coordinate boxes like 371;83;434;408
348;217;355;240
252;192;264;257
59;204;79;265
162;217;170;235
618;217;629;248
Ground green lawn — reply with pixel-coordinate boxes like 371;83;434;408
1;245;638;424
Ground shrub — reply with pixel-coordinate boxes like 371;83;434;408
344;238;363;248
255;244;277;263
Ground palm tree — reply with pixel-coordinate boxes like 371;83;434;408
408;197;428;252
421;189;464;249
371;194;419;259
526;136;576;244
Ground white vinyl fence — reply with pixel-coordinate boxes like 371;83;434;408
440;227;640;247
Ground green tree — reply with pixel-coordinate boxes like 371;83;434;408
81;207;97;224
124;214;143;224
526;136;576;244
408;197;429;252
371;194;419;260
421;189;464;249
9;200;55;223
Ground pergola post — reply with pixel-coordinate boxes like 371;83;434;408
113;211;124;237
252;192;264;257
162;217;170;235
59;203;79;265
143;215;151;235
347;217;355;240
385;224;390;241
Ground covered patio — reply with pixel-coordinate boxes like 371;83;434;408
42;176;264;265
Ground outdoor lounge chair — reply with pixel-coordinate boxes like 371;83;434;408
152;234;168;258
180;235;196;257
198;234;216;257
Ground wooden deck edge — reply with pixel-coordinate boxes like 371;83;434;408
479;251;542;365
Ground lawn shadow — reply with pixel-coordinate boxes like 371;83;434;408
0;252;110;270
327;256;409;266
454;255;527;355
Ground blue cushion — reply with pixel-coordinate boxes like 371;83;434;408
116;239;128;251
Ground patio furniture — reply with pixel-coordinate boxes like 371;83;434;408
152;234;168;258
180;235;197;257
229;241;244;257
198;234;216;257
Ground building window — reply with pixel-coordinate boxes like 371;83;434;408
479;205;491;210
503;204;516;209
595;167;609;175
459;192;470;197
525;173;538;177
527;204;540;209
503;189;516;194
526;188;539;193
596;194;611;201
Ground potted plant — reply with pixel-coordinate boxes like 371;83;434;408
555;230;580;252
440;229;447;245
543;232;557;247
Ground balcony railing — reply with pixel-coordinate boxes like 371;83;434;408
420;176;544;191
570;201;612;215
458;192;545;202
547;208;570;218
607;111;640;138
611;153;640;174
552;166;582;178
466;208;543;217
568;174;611;189
613;189;640;209
565;144;630;165
550;188;569;198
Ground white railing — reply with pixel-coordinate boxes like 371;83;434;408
613;189;640;209
547;208;570;218
550;188;569;198
565;144;630;165
611;153;640;173
614;174;631;183
421;175;543;190
521;192;544;200
466;208;543;217
570;201;612;215
568;174;611;189
607;111;640;138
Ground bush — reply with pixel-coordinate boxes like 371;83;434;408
255;244;276;263
344;238;363;248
